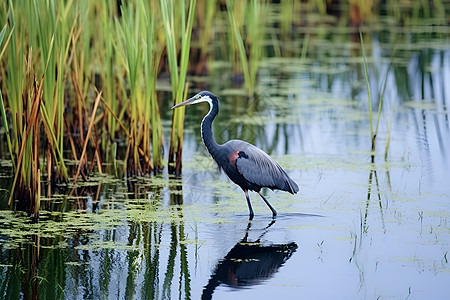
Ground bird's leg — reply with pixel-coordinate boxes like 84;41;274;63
244;190;254;220
258;191;277;217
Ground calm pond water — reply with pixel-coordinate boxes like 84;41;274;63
1;5;450;300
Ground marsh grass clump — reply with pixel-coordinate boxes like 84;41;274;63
0;9;49;216
161;0;197;175
226;0;266;98
115;0;163;176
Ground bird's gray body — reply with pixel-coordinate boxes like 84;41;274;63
211;139;299;194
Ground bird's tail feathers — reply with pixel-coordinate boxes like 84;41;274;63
285;177;299;194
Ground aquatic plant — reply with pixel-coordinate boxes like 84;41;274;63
0;3;65;215
193;0;216;74
0;25;14;170
31;0;71;182
115;0;164;175
98;0;119;155
360;31;390;162
226;0;266;98
226;0;252;96
160;0;197;175
142;0;165;172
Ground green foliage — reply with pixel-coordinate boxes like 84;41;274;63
360;31;391;161
113;0;165;175
161;0;197;174
226;0;266;97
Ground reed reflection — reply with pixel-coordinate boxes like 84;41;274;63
202;220;297;299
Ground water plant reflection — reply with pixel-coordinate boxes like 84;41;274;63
202;220;297;299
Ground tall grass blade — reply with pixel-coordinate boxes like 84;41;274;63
162;0;197;174
73;91;102;184
0;24;15;170
0;89;14;170
116;0;158;175
8;79;42;207
360;31;373;143
374;65;391;141
226;0;252;96
385;110;394;160
360;30;393;163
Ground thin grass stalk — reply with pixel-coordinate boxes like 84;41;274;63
360;30;379;165
116;1;143;174
40;103;69;181
8;78;42;207
162;0;197;174
69;2;95;163
384;110;394;160
3;2;53;211
55;0;74;154
116;1;158;175
31;0;72;181
280;0;293;38
361;31;392;164
0;91;13;169
374;65;391;141
0;24;15;170
99;0;118;153
301;34;310;61
226;0;252;96
0;23;13;59
143;0;164;171
173;0;196;174
360;31;373;144
31;97;40;217
95;90;153;170
195;0;215;74
73;91;102;184
247;0;264;95
227;0;245;79
5;1;24;158
33;0;56;126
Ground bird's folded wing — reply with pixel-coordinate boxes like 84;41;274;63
235;148;288;190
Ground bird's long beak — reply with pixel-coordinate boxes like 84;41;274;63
171;96;196;109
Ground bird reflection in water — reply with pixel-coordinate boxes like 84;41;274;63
202;220;298;299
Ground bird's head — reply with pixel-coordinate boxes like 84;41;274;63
171;91;216;109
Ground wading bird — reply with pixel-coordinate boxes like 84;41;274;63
172;91;299;219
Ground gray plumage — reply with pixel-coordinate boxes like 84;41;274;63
226;140;298;194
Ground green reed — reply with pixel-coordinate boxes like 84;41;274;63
247;0;264;95
117;0;147;175
1;3;40;214
0;0;76;213
280;0;294;38
99;1;119;157
160;0;197;175
31;0;70;181
0;24;14;170
360;32;391;162
70;1;98;162
226;0;265;97
115;0;164;175
226;0;251;95
142;0;164;171
3;3;23;161
195;0;216;74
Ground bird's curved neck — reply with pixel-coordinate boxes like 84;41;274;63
201;98;221;156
